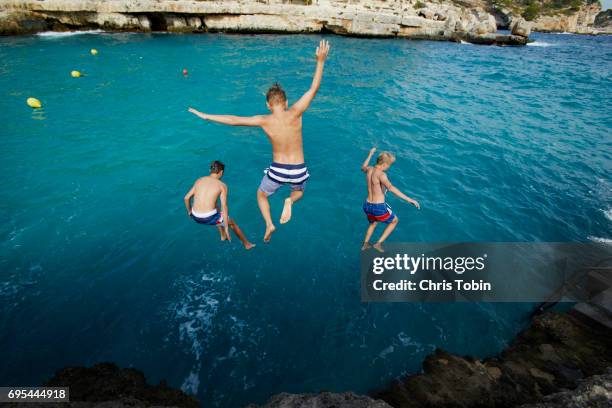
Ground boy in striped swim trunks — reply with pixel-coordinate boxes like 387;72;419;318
188;40;330;242
361;148;421;253
184;160;255;250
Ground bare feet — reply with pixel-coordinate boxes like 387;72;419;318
280;198;293;224
244;242;256;250
373;243;385;253
264;224;276;243
361;242;371;251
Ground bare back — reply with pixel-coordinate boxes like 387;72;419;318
366;167;388;204
192;176;225;213
260;110;304;164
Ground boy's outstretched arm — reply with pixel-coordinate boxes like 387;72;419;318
380;173;421;209
219;184;231;240
361;147;377;172
184;184;195;216
188;108;264;127
290;39;330;115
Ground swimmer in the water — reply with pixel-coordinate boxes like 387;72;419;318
184;160;255;250
188;40;330;243
361;148;420;253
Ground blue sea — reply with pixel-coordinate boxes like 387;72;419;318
0;31;610;407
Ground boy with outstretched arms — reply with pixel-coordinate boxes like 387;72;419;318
188;40;330;243
184;160;255;250
361;148;420;253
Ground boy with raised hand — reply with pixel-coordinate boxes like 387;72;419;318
361;148;420;253
184;160;255;250
188;40;330;243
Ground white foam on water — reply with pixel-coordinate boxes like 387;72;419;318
588;236;612;245
169;271;224;395
379;345;395;359
36;30;105;37
527;41;554;47
603;208;612;222
460;40;473;45
397;332;421;348
181;369;200;395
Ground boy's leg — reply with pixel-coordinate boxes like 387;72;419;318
258;176;282;242
228;218;255;250
217;225;228;241
257;190;276;242
280;189;304;224
373;217;399;253
362;222;378;250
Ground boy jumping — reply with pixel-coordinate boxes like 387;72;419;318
188;40;330;243
184;160;255;250
361;148;420;253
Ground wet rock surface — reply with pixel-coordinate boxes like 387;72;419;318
247;392;393;408
3;362;199;408
369;311;612;408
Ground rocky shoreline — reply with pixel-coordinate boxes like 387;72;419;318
0;0;602;46
1;0;610;45
251;310;612;408
6;310;609;408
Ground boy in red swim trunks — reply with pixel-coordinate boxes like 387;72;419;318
361;148;420;253
184;160;255;250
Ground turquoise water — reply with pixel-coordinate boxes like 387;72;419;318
0;32;610;406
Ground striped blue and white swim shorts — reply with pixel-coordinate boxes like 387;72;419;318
258;162;309;197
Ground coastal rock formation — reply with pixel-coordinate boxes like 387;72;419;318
246;311;611;408
594;9;612;28
531;2;607;34
1;362;200;408
518;368;612;408
370;311;612;407
247;392;393;408
0;0;526;45
491;1;612;34
511;17;531;37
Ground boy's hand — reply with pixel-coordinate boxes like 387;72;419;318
411;199;421;210
188;107;206;118
369;147;377;154
316;40;330;63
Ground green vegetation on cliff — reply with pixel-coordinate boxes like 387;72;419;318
487;0;598;21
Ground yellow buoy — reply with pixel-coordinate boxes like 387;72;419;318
90;48;98;55
26;97;42;109
71;70;82;78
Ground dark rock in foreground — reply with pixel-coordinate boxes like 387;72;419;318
45;363;198;407
370;311;612;408
2;362;199;408
458;32;529;46
518;368;612;408
247;392;392;408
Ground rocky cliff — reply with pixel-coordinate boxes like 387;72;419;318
251;311;612;408
490;0;611;34
3;311;609;408
1;0;609;39
0;0;523;44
